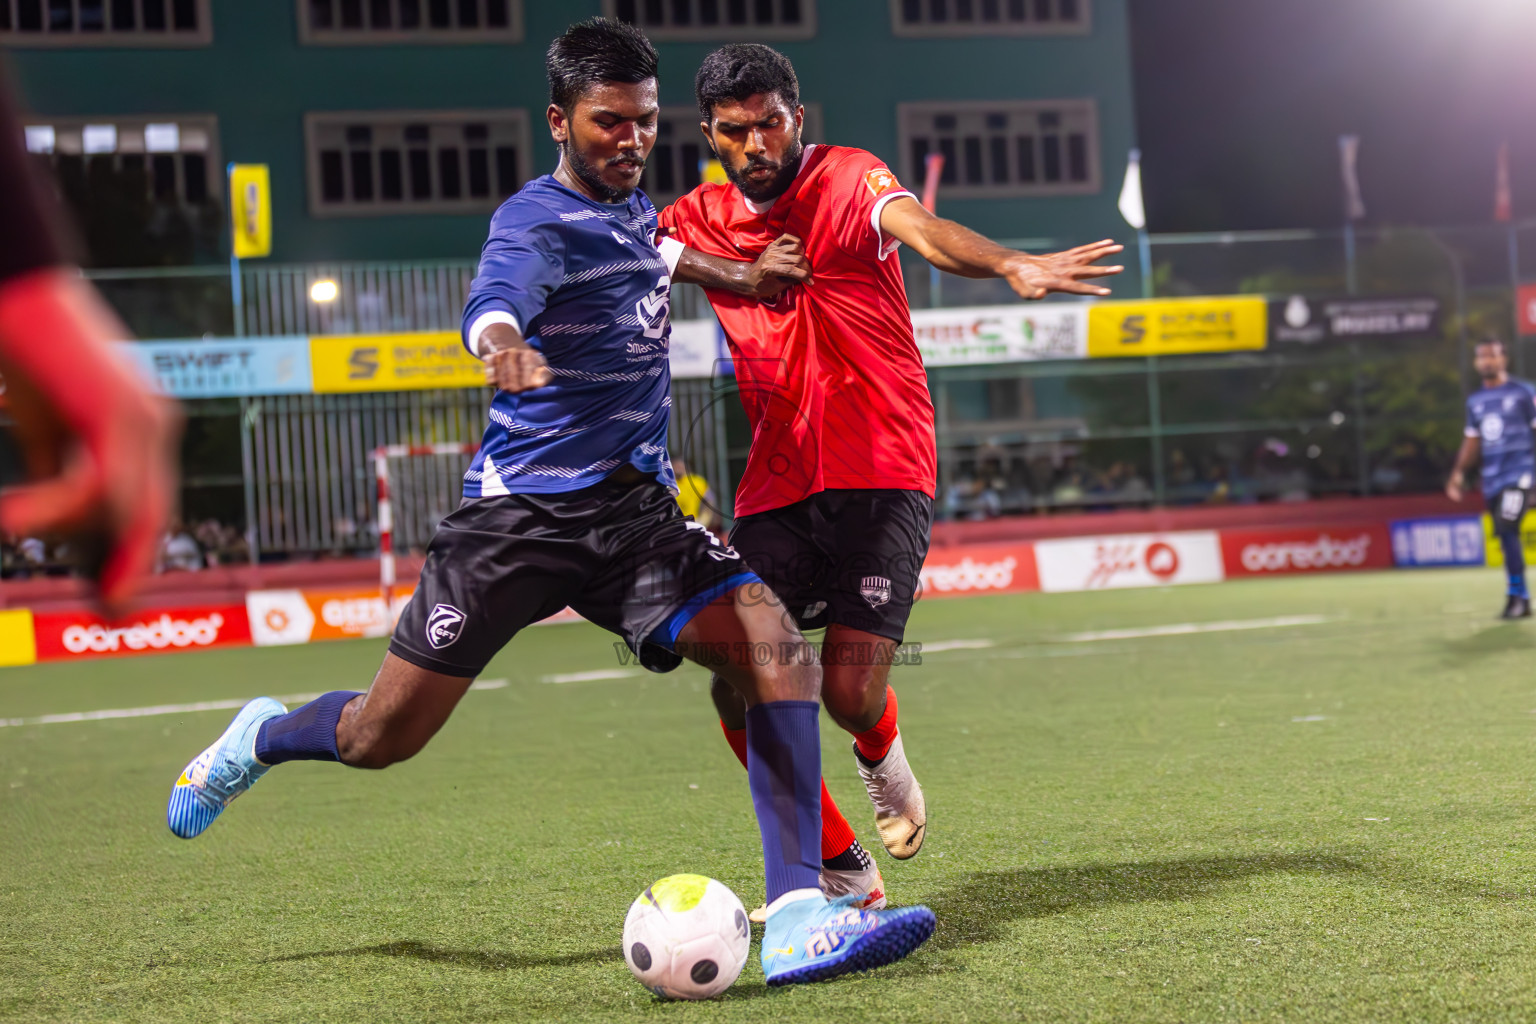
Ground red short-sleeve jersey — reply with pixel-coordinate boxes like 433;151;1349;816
659;145;937;518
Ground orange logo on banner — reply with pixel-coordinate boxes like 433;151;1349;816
864;167;901;198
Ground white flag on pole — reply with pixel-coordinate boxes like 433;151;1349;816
1339;135;1366;221
1118;148;1146;230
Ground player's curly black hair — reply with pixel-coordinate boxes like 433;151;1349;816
694;44;800;123
546;17;659;114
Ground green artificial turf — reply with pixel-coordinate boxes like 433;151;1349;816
4;568;1536;1022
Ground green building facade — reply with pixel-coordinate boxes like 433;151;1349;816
5;0;1137;272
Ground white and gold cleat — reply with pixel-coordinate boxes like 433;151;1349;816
748;860;887;925
856;732;926;859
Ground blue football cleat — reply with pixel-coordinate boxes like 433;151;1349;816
760;891;936;986
167;697;286;839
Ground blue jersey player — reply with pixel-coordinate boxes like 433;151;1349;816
165;18;934;986
1448;337;1536;618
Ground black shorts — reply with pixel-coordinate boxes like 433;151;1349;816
728;488;934;643
389;477;758;677
1488;487;1530;536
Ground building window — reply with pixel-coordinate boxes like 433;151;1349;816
305;110;530;216
605;0;815;41
23;115;218;205
890;0;1089;35
640;104;822;207
0;0;211;45
898;100;1098;199
297;0;522;43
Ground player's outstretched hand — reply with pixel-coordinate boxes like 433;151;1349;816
0;269;181;613
483;335;553;393
1002;239;1126;300
744;234;812;300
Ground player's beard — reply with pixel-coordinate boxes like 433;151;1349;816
721;129;804;204
562;140;644;203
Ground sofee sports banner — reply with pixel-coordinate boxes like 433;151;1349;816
910;305;1088;365
33;604;252;661
1087;297;1267;358
1034;531;1225;592
309;332;486;393
1270;296;1439;344
124;338;313;398
1220;525;1393;577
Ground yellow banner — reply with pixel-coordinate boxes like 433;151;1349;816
1088;296;1268;358
309;332;486;393
228;163;272;259
1483;513;1536;568
0;609;36;667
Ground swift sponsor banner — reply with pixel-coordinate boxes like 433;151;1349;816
310;332;487;393
123;337;313;398
1221;525;1393;576
1389;516;1485;568
34;604;252;661
918;542;1039;598
1270;295;1439;344
910;305;1088;365
1035;531;1225;592
1087;297;1267;358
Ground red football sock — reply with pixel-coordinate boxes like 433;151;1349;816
720;720;858;861
852;685;899;763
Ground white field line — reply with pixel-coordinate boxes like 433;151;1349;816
540;669;641;684
0;679;508;729
1059;615;1332;644
918;639;996;653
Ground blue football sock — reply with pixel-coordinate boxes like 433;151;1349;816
1500;532;1528;596
745;700;824;904
254;691;362;765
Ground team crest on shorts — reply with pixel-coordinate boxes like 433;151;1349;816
860;576;893;609
426;603;467;649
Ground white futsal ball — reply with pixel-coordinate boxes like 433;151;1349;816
622;874;751;999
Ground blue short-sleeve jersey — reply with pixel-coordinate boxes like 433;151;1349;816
459;175;675;498
1466;378;1536;493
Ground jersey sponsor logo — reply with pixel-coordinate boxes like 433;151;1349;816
860;576;893;608
426;603;467;649
864;167;901;198
1481;414;1505;443
636;275;671;341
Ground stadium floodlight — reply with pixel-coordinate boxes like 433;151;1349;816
309;279;339;303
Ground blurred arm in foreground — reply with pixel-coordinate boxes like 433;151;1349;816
0;70;180;611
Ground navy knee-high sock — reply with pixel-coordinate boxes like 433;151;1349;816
1501;532;1528;597
745;700;824;905
254;691;362;765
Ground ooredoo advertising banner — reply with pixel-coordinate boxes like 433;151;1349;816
918;542;1040;598
1220;525;1393;577
1034;531;1225;592
33;604;252;661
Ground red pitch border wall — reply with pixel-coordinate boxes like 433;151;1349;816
0;496;1465;664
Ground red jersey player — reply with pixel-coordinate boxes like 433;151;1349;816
658;44;1122;915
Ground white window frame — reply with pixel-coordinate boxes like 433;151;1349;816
602;0;815;41
889;0;1090;37
0;0;212;46
295;0;522;45
21;113;221;203
641;102;823;207
304;109;532;218
897;99;1100;200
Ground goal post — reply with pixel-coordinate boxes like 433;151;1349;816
373;443;479;615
